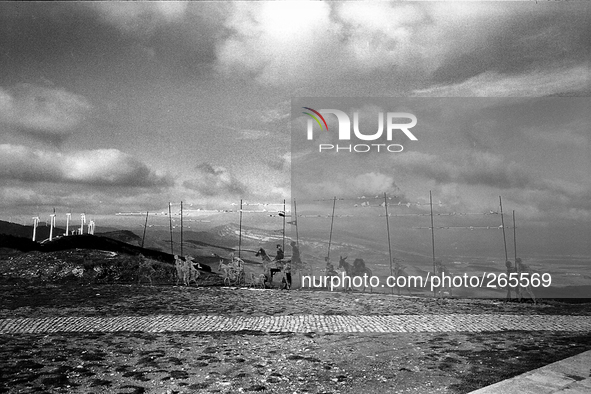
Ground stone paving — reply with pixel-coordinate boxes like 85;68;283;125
468;349;591;394
1;314;590;334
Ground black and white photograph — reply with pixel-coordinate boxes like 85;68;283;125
0;1;590;393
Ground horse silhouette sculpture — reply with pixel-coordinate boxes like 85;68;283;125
324;258;339;290
338;256;373;293
255;248;285;287
137;254;157;286
516;258;536;304
433;260;452;299
503;260;516;301
214;253;244;286
393;258;413;296
174;255;201;286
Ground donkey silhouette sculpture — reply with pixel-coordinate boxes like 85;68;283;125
338;256;373;293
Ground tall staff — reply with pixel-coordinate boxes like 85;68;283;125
293;198;299;247
384;193;394;294
512;209;520;298
293;198;303;285
180;201;184;256
429;191;436;273
238;199;243;259
141;211;149;248
499;196;508;262
512;210;517;265
282;199;286;251
168;202;174;255
327;196;337;262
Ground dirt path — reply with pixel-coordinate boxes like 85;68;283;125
1;284;590;394
2;284;590;319
1;330;590;394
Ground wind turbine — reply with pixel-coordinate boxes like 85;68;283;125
65;213;71;236
49;212;56;241
88;220;95;235
32;217;39;241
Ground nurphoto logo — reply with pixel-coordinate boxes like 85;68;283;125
303;107;417;153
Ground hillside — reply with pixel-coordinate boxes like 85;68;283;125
0;220;65;241
98;230;142;246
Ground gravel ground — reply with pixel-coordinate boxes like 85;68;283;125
1;324;590;394
1;250;590;394
1;284;590;319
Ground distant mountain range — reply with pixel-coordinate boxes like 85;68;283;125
0;220;66;241
0;220;216;268
0;220;293;269
5;216;585;271
98;230;142;246
0;218;491;267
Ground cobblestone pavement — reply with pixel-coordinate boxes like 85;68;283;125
4;285;591;319
1;314;590;334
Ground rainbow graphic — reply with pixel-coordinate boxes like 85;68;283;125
302;107;328;131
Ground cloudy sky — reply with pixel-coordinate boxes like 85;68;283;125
0;1;589;253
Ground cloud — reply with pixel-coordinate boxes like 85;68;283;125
90;2;188;36
302;171;399;199
215;1;589;95
0;186;51;209
259;106;290;125
210;122;282;141
0;184;181;218
216;2;335;85
232;128;272;140
216;2;426;86
391;151;591;220
392;151;535;190
0;144;170;187
412;65;591;97
456;152;533;189
183;163;247;197
266;152;291;172
0;84;92;137
336;2;429;71
350;172;397;195
522;121;589;147
501;183;591;222
87;2;223;73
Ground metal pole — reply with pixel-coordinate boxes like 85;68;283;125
512;210;517;268
168;202;174;255
180;201;184;257
499;196;508;262
293;198;299;246
294;198;301;288
385;193;394;294
327;196;337;262
141;211;149;248
238;199;243;259
430;191;436;273
282;199;286;252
